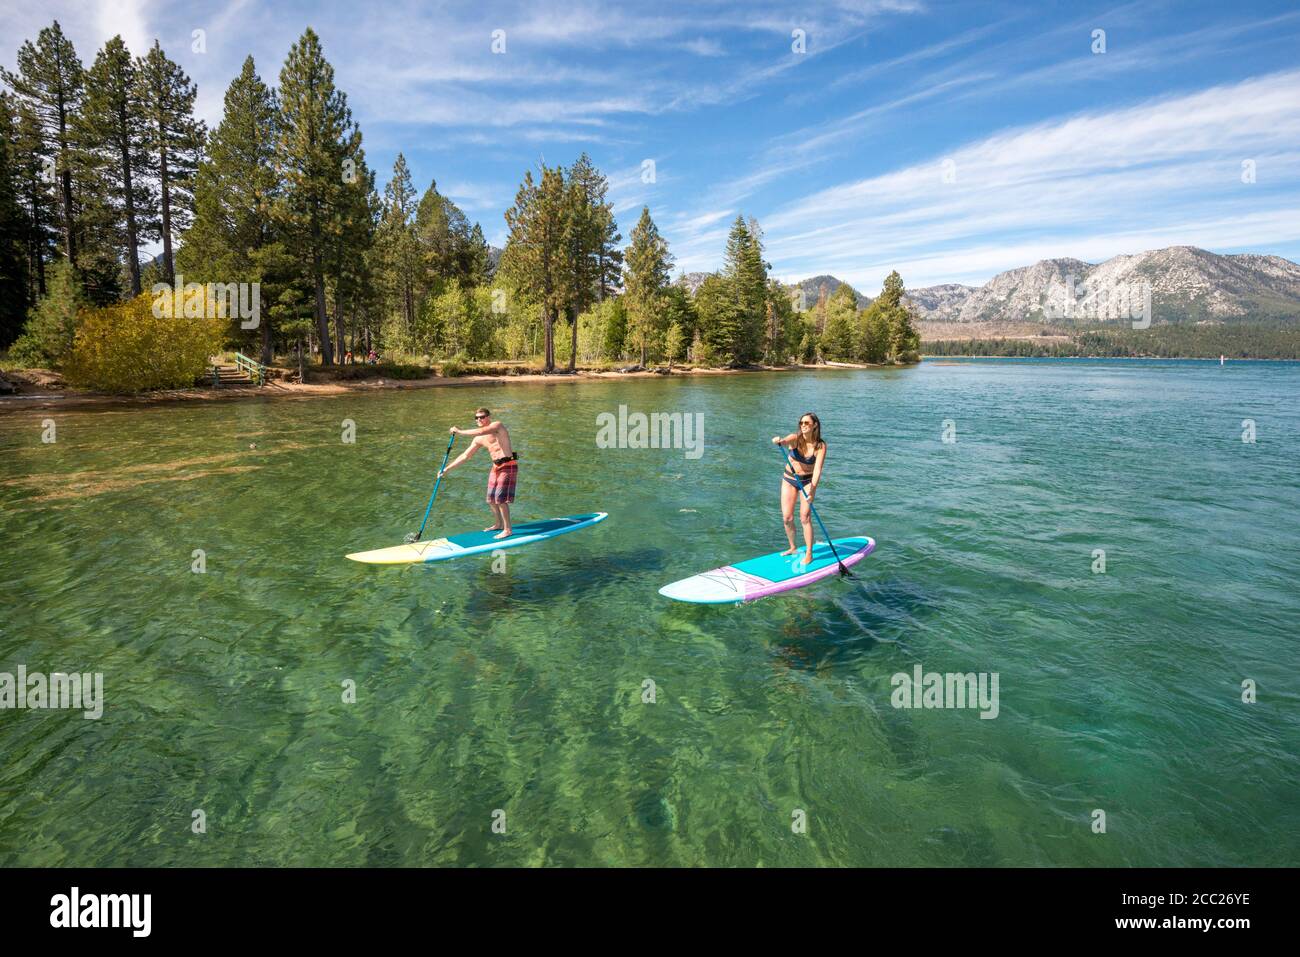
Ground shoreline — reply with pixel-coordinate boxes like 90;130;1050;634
0;361;889;415
6;353;1289;414
921;354;1296;361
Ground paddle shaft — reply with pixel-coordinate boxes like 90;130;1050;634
415;434;457;541
777;442;853;576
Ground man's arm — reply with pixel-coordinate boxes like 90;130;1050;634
452;421;500;438
441;437;482;475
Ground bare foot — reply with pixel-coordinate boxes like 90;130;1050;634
484;524;503;532
802;550;814;565
780;546;798;556
494;529;512;540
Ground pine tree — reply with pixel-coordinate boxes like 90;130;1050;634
877;270;919;361
465;222;491;286
328;143;375;362
375;154;421;353
177;56;281;362
765;278;795;364
501;164;570;372
9;259;83;366
595;204;623;301
71;170;124;305
663;284;697;358
819;283;859;360
78;36;155;296
813;286;828;339
562;154;615;371
415;178;485;290
136;40;204;285
569;153;618;302
273;28;355;364
7;100;58;301
0;95;32;346
858;299;890;363
2;21;83;267
694;273;743;364
329;163;373;363
722;215;769;363
622;206;673;366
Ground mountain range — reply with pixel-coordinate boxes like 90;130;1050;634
789;246;1300;325
516;245;1300;327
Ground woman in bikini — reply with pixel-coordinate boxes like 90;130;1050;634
772;412;827;565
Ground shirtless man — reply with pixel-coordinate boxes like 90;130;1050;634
441;408;517;539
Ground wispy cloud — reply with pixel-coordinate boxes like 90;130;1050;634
6;0;1298;281
760;70;1300;288
681;38;726;57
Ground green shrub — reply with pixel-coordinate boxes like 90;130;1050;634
381;363;428;380
329;362;428;381
439;355;468;377
9;262;84;368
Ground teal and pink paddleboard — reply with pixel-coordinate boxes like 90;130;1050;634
659;536;875;604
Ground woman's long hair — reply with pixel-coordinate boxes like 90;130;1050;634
797;411;823;456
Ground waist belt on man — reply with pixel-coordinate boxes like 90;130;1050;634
493;452;518;466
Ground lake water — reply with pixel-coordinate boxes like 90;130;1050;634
1;358;1296;866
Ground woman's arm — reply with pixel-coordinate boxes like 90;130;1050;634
770;432;800;447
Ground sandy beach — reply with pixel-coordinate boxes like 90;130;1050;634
0;360;885;415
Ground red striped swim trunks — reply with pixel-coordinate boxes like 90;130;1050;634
487;460;518;504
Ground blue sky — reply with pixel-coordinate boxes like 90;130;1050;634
4;0;1299;291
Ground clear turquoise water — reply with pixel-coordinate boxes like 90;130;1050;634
1;359;1296;866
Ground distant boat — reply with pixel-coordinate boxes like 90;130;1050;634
1220;355;1225;366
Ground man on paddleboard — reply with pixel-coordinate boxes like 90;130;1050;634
441;408;517;539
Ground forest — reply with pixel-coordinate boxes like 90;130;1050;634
922;324;1300;360
0;21;921;392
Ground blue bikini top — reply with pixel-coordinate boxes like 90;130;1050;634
789;441;822;465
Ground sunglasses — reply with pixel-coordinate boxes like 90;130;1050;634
475;414;489;420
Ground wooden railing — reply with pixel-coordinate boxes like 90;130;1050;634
234;352;268;386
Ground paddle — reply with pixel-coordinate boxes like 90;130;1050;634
776;441;854;577
407;433;456;543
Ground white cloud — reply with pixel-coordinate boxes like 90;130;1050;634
94;0;153;58
682;38;725;57
758;70;1300;288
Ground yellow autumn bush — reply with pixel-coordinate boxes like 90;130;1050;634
64;291;225;393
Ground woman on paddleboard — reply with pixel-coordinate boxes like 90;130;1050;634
772;412;826;565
